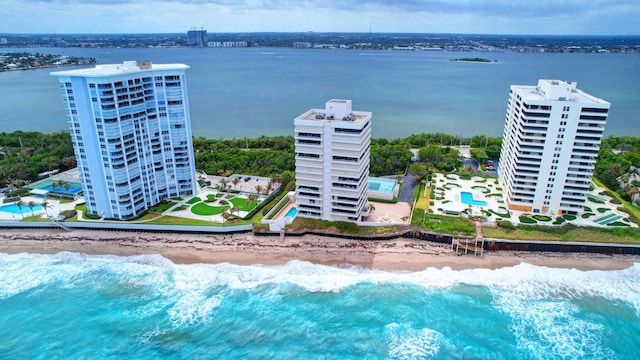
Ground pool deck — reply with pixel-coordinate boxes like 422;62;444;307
435;174;496;215
0;196;82;221
431;173;637;228
366;201;411;224
274;202;298;221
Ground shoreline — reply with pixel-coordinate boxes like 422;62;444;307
0;228;637;271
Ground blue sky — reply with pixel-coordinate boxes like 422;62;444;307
3;0;639;35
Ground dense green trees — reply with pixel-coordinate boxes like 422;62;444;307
4;131;637;209
0;131;76;188
595;136;640;201
417;146;459;172
469;135;502;159
369;143;413;176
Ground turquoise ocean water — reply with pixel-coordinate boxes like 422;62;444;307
1;48;638;138
1;252;639;359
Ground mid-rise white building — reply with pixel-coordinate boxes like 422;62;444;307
294;100;372;222
498;79;609;215
51;61;198;220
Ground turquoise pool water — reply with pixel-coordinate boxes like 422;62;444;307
368;178;396;194
461;192;487;206
0;203;43;214
285;207;298;218
39;183;83;195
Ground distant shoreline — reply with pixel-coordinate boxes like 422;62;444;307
450;57;494;63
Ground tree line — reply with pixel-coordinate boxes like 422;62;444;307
595;136;640;205
3;131;637;207
0;131;76;189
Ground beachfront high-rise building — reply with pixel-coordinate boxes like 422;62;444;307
498;79;609;215
294;99;372;222
51;61;198;220
187;29;208;47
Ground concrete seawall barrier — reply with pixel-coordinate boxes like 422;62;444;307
3;222;640;256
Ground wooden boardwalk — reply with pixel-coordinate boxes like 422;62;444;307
452;221;484;256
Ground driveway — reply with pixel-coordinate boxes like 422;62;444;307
398;174;417;203
461;158;479;171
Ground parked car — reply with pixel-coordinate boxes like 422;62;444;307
244;176;251;182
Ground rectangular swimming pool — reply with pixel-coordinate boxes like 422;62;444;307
285;207;298;218
0;203;43;214
368;178;396;194
461;192;487;206
39;183;83;195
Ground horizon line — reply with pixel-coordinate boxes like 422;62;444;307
1;31;640;37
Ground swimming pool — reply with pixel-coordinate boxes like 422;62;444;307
461;192;487;206
39;183;83;195
0;203;43;214
368;178;396;194
285;207;298;218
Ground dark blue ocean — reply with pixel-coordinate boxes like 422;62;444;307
0;252;639;359
1;47;638;138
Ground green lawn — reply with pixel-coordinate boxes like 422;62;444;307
230;197;259;211
484;223;640;244
191;202;229;216
186;197;202;205
414;211;475;236
148;202;174;213
148;215;222;226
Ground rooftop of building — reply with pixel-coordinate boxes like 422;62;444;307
512;79;610;106
298;109;371;123
296;99;372;124
51;60;189;77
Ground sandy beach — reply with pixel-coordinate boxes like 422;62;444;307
0;228;637;271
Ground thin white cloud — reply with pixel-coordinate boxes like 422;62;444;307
5;0;640;34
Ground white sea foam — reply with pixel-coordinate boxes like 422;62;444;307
492;291;615;359
386;323;444;359
1;252;639;342
2;253;639;304
167;293;221;328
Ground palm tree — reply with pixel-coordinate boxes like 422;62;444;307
255;184;264;195
232;177;240;190
265;179;274;195
16;199;25;219
41;200;52;219
246;193;258;208
219;178;229;191
27;201;37;217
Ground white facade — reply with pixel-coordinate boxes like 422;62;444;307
498;79;609;215
294;99;372;222
51;61;198;220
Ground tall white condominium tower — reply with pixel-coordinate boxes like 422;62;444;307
498;79;610;215
294;99;372;222
51;61;198;220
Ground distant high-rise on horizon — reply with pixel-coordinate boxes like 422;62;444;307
498;79;610;215
187;29;208;47
51;61;198;220
294;99;371;222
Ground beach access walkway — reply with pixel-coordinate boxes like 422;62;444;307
452;221;484;256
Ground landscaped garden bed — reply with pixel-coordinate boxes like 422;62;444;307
519;216;537;224
532;215;552;222
191;202;229;216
